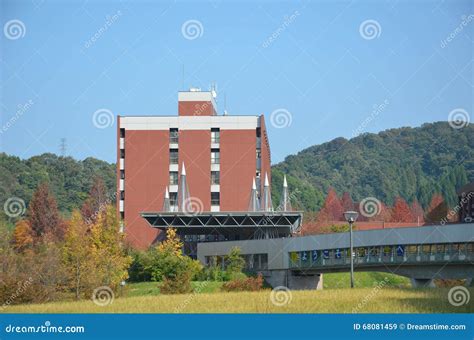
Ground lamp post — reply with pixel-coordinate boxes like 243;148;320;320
344;211;359;288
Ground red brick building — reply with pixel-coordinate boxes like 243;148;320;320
117;89;271;249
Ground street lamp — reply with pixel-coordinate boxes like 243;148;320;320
344;210;359;288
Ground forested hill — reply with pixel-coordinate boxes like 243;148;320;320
271;122;474;211
0;153;116;216
1;122;472;218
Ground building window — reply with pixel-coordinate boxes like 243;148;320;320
256;127;261;138
211;171;220;185
211;128;220;143
120;149;125;159
120;212;124;220
120;191;125;200
120;170;125;179
170;192;178;206
256;148;261;159
170;128;179;144
170;149;178;164
169;171;178;185
120;128;125;138
211;149;220;164
211;192;220;205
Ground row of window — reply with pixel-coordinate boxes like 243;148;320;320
205;253;268;271
169;128;221;144
290;242;474;263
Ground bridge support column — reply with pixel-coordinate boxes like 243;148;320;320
262;270;323;290
410;278;435;288
288;273;323;290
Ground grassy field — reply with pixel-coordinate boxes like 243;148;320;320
3;272;470;313
4;287;472;313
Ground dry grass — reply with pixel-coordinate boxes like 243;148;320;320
3;288;472;314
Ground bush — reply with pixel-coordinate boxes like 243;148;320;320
222;274;264;292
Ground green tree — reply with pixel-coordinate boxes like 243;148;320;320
225;247;245;279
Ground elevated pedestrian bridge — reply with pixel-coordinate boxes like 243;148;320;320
197;223;474;289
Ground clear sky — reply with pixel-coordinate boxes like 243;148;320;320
1;0;472;164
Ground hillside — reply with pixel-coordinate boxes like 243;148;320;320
1;122;472;219
0;153;115;220
272;122;473;211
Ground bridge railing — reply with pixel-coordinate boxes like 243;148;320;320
289;242;474;270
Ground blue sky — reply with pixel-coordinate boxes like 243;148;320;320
1;0;472;164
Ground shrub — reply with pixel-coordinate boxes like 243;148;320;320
222;274;264;292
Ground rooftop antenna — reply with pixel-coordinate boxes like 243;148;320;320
223;93;228;116
210;82;217;99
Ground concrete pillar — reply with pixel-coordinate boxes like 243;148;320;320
410;278;435;288
288;272;323;290
263;270;323;290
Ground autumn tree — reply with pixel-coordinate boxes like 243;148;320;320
89;205;131;290
81;177;109;225
12;219;33;252
317;188;344;222
425;194;448;224
410;200;425;224
341;192;354;212
390;197;415;222
62;210;95;299
146;227;202;294
28;183;64;242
